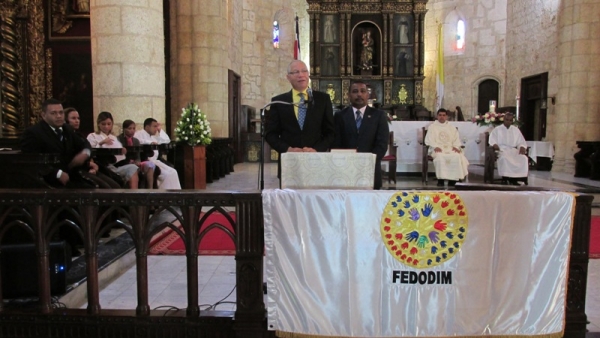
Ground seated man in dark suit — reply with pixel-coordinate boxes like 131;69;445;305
332;80;389;189
21;98;95;189
265;60;335;179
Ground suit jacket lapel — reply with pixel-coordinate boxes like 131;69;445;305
283;90;301;131
43;121;65;150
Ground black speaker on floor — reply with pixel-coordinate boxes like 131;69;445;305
0;241;68;299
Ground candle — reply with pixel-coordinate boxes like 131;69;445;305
489;100;496;113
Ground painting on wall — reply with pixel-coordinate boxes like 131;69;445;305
52;48;93;135
394;47;413;77
393;14;413;45
321;47;339;77
321;15;339;44
48;0;91;40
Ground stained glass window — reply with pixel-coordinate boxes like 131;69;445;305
456;20;465;50
273;21;280;48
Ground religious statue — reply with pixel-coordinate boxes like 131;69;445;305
397;20;409;44
323;16;336;43
326;84;336;103
360;30;374;70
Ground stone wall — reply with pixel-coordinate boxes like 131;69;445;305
423;0;507;119
505;0;561;166
241;0;309;113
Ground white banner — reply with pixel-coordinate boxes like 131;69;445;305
264;190;574;337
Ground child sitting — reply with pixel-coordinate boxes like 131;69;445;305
117;120;158;189
86;111;140;189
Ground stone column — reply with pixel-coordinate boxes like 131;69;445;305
90;0;165;132
554;0;600;173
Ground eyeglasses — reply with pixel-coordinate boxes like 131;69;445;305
288;69;309;75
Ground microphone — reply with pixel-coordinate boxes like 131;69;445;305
307;87;314;104
261;101;299;111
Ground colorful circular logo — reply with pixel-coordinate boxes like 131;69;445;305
381;192;469;269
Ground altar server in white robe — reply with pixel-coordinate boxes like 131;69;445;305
425;108;469;186
488;112;528;185
134;118;181;189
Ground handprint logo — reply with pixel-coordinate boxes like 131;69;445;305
381;192;468;268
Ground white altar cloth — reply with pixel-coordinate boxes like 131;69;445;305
526;141;554;163
281;152;375;189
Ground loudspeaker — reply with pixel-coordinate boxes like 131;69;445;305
0;241;68;299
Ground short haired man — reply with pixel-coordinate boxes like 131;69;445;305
332;80;389;189
134;118;181;189
21;98;94;188
488;112;528;185
265;60;335;179
424;108;469;186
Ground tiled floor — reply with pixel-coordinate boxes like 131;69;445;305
91;162;600;333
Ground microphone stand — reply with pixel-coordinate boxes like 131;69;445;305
259;101;299;190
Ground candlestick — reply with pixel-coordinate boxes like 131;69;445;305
516;95;520;121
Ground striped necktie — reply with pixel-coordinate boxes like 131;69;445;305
355;110;362;130
298;93;307;130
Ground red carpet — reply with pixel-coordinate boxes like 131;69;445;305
149;212;235;255
591;216;600;259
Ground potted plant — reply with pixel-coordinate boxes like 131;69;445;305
175;103;212;189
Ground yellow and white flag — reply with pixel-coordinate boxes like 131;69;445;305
264;190;574;338
435;23;444;111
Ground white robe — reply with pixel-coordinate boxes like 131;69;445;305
425;121;469;180
488;124;529;178
134;129;181;189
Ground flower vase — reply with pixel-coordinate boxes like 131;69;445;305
183;145;206;189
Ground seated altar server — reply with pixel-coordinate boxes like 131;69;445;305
425;108;469;186
134;118;181;189
488;112;528;185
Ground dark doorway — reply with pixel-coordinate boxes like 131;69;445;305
520;73;548;141
228;70;243;163
477;79;499;114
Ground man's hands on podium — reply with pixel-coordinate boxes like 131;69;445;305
287;147;317;152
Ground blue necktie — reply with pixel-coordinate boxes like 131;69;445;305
298;93;306;130
355;110;362;130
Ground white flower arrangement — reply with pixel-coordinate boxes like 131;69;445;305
174;103;212;146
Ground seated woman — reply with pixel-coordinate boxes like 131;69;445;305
64;107;121;189
86;112;140;189
117;120;158;189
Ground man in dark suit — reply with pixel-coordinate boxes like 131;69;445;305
21;98;94;188
265;60;335;178
332;80;389;189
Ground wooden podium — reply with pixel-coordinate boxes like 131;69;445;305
281;152;375;189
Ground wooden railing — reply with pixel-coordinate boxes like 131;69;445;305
0;190;271;338
0;186;593;338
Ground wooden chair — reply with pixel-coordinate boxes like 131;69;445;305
422;126;467;185
421;127;433;184
484;131;529;185
382;131;397;184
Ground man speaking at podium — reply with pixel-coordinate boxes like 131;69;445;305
265;60;335;178
332;80;389;189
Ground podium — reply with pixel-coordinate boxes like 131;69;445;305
281;152;375;189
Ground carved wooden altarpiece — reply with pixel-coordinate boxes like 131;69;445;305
307;0;427;117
